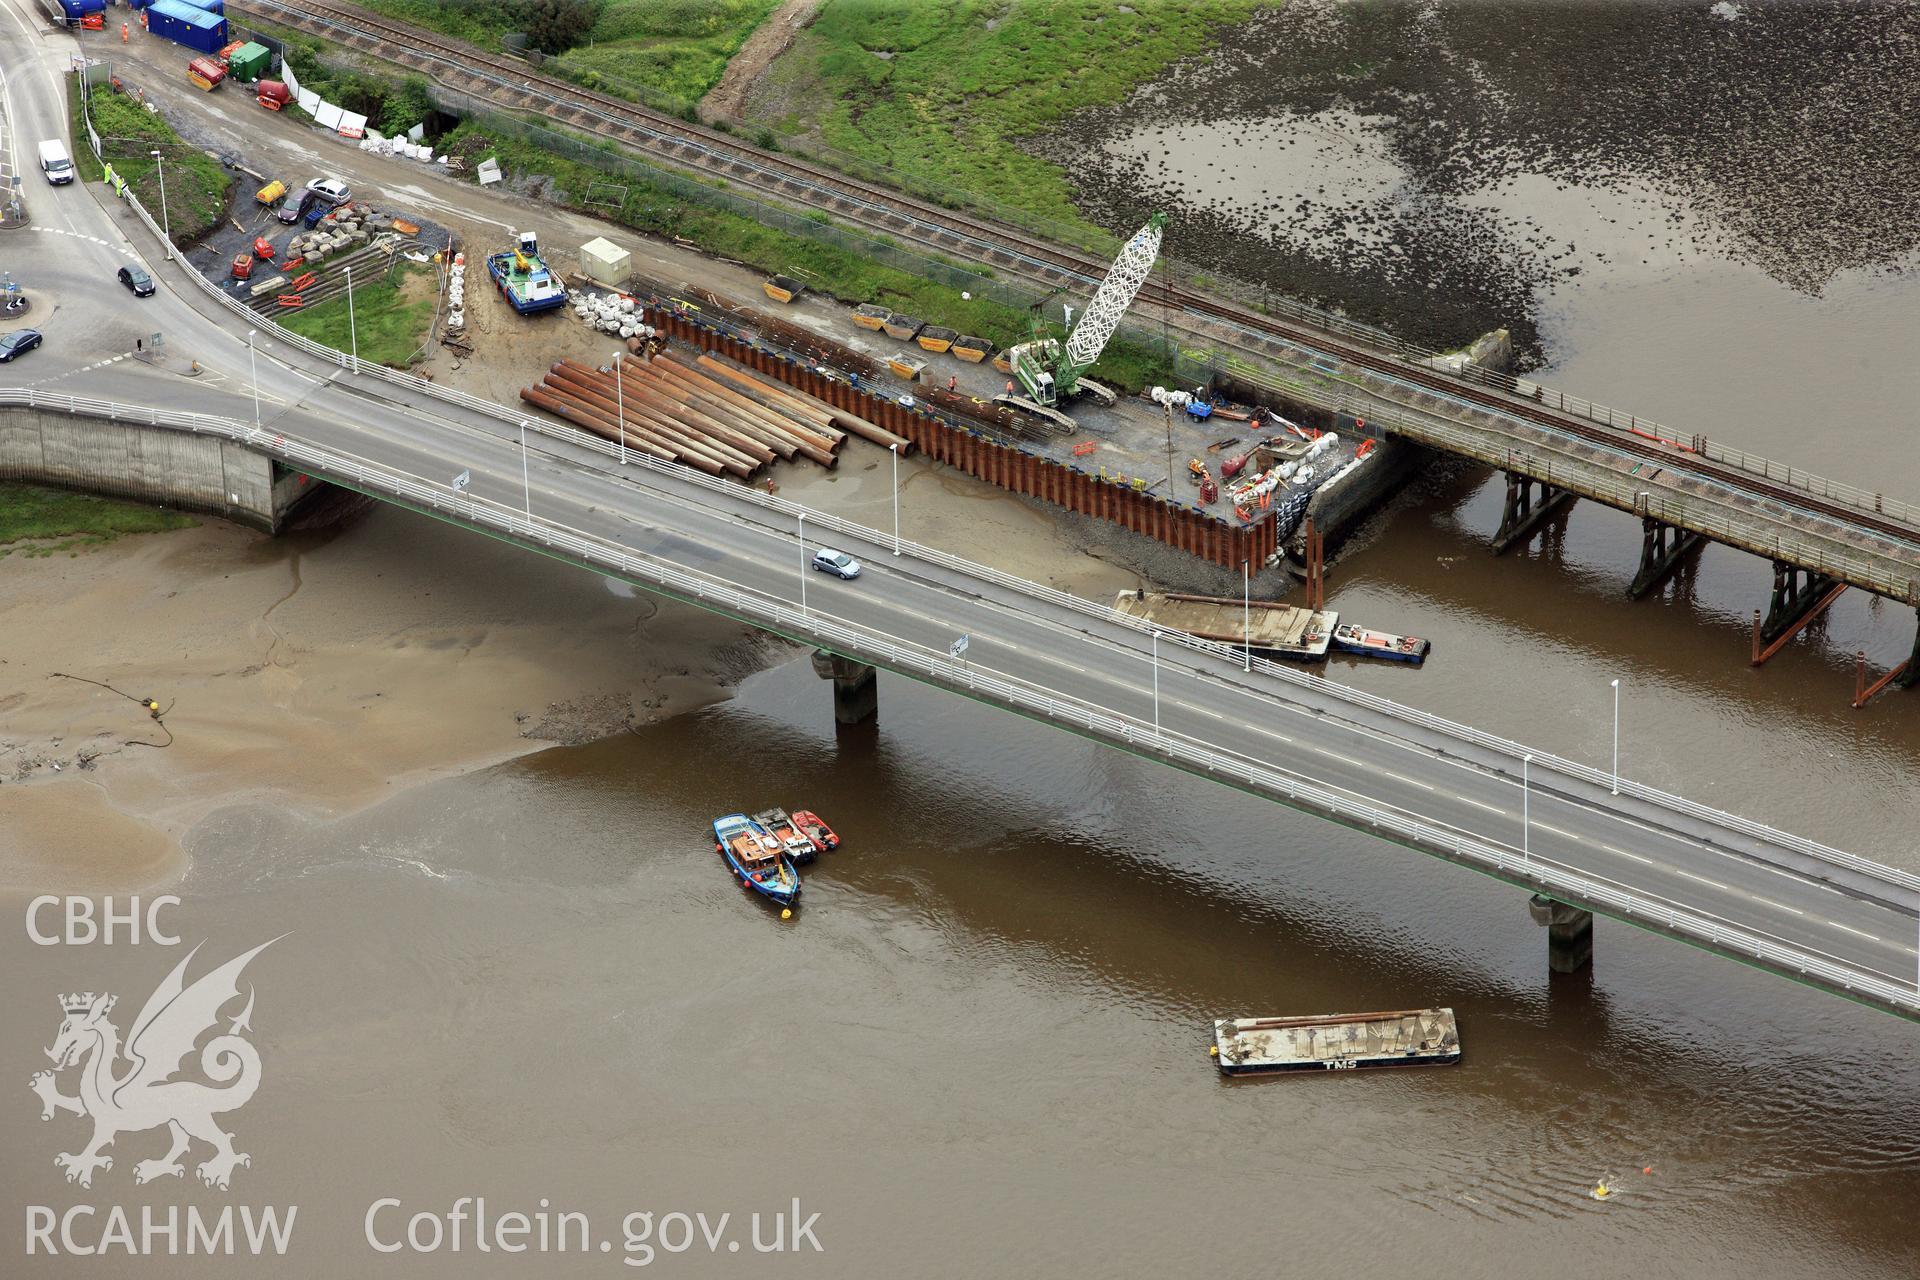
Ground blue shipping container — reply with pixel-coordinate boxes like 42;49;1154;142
146;0;227;54
172;0;225;14
58;0;107;17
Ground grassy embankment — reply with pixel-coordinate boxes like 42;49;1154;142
0;484;194;558
354;0;781;113
68;77;234;246
279;264;440;367
757;0;1270;243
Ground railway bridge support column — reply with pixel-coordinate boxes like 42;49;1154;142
811;650;877;725
1761;561;1842;644
1528;894;1593;974
1492;472;1576;554
1627;515;1705;598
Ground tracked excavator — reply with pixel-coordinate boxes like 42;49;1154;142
995;212;1168;435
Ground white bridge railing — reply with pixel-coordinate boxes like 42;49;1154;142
4;384;1917;1017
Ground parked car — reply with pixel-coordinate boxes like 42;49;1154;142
117;265;156;297
0;329;44;362
304;176;351;205
811;548;862;580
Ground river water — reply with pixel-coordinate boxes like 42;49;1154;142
9;4;1920;1276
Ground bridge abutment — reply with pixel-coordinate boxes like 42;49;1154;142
1528;894;1594;974
1492;472;1575;554
1627;516;1705;599
811;650;877;725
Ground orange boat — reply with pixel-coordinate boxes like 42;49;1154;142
791;810;839;854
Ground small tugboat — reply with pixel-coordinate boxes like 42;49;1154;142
487;231;569;315
754;808;819;866
1330;623;1431;665
1211;1008;1460;1075
713;813;801;910
790;809;839;854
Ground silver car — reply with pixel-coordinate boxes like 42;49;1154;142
810;548;861;580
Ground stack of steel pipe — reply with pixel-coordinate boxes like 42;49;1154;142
684;354;913;454
520;353;857;478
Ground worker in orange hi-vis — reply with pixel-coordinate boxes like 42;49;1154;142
121;21;128;41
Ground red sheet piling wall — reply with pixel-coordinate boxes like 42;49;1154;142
653;311;1277;570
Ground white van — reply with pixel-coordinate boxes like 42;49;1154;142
38;140;74;186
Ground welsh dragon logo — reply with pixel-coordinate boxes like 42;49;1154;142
28;939;280;1191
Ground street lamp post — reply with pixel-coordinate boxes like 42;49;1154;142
613;350;626;465
149;150;171;260
1610;678;1621;795
343;265;359;374
1243;559;1252;672
518;420;531;516
1522;753;1533;862
1152;629;1162;737
245;329;260;430
798;512;808;616
889;442;900;556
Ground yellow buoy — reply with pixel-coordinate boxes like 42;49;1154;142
1208;1045;1219;1057
1591;1182;1612;1201
780;908;792;920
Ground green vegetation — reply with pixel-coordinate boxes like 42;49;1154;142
69;79;233;246
766;0;1270;239
0;483;194;558
555;0;784;110
279;265;440;367
354;0;780;112
441;122;1171;390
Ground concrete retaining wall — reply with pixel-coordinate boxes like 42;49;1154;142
0;406;292;531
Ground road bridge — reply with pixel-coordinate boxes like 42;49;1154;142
4;5;1919;1024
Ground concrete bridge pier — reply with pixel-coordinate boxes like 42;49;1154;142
811;650;877;725
1761;561;1842;643
1899;612;1920;688
1627;516;1705;598
1529;893;1594;973
1492;472;1576;554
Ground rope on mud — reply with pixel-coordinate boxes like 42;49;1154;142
49;672;175;748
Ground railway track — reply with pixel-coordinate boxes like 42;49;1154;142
239;0;1920;564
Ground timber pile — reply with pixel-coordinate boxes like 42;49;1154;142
519;355;847;477
680;353;912;454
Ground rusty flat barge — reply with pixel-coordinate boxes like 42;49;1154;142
1212;1008;1460;1075
1114;589;1335;659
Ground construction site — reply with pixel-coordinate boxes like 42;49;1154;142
83;9;1427;612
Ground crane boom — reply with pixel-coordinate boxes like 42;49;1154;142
1059;212;1167;389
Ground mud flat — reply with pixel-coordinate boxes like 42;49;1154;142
0;510;782;889
1041;0;1920;366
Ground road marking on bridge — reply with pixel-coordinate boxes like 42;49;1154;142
1533;822;1580;841
1673;869;1730;891
1599;843;1653;865
20;350;136;387
1826;921;1882;942
1456;795;1509;816
1746;896;1804;916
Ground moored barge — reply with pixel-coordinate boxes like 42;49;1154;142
1213;1008;1460;1075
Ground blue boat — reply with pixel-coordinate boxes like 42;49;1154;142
713;813;801;908
487;231;568;316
